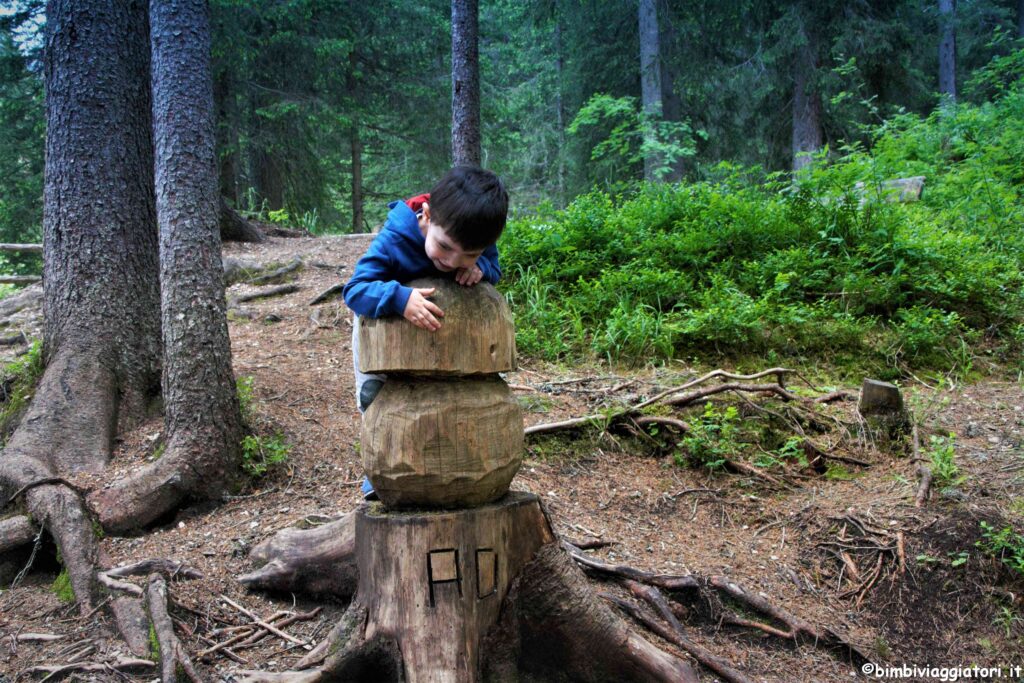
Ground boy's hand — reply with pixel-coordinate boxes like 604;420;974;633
455;264;483;286
403;287;444;331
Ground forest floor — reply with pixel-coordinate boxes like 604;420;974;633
1;233;1023;682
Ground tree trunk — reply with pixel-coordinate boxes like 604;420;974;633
350;126;364;233
0;0;161;613
91;0;243;534
639;0;663;182
658;0;684;182
554;15;566;205
255;147;285;211
791;21;823;172
938;0;957;102
451;0;481;166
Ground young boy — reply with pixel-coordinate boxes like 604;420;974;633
343;166;510;498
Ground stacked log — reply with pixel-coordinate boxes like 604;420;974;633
358;277;523;509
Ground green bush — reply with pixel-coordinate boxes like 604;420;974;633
241;433;291;477
501;55;1024;372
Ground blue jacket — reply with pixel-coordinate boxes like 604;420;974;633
343;200;501;318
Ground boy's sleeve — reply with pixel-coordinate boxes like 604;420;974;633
343;235;413;318
476;244;501;284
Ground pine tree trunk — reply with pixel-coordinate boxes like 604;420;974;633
639;0;663;182
451;0;481;166
348;48;365;233
938;0;957;102
658;0;684;182
92;0;243;533
791;22;823;172
0;0;160;614
39;0;162;428
554;16;566;205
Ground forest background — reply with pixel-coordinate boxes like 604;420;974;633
1;0;1023;379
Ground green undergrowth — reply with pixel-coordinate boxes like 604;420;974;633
501;52;1024;379
235;375;291;478
0;340;43;441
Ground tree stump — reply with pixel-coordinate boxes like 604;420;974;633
362;377;523;508
858;378;910;450
351;492;553;682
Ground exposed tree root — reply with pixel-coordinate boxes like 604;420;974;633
90;424;242;534
147;574;202;683
567;542;869;670
236;513;357;597
0;514;37;553
248;257;303;286
231;284;301;306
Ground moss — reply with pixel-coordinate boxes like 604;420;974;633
51;569;74;603
149;623;160;661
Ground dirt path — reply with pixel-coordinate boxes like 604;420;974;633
1;234;1022;682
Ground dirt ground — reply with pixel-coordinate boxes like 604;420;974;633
1;233;1022;682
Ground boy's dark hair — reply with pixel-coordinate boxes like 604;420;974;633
429;166;509;251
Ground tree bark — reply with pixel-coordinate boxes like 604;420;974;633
91;0;243;534
451;0;481;166
639;0;663;182
938;0;957;102
791;20;823;172
554;14;566;205
0;0;161;611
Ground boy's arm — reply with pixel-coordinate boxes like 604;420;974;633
476;244;501;284
343;236;413;318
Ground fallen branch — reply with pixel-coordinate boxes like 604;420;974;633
526;368;846;437
232;284;300;305
308;283;344;305
23;657;156;678
219;595;313;650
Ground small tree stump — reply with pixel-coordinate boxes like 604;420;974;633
362;377;523;508
357;278;516;375
353;492;554;683
858;378;910;450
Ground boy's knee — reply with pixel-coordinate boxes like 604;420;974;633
359;379;384;412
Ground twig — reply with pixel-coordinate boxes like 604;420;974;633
219;595;312;650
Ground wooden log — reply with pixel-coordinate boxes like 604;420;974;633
352;492;554;683
0;275;41;285
362;376;523;508
357;277;515;375
0;243;43;253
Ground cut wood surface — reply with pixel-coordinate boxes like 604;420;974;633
357;277;516;375
362;376;523;508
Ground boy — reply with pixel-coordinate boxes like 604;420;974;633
343;166;510;498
